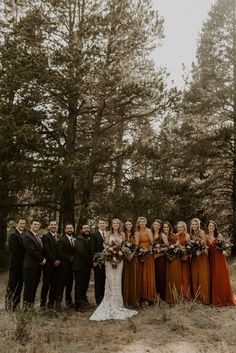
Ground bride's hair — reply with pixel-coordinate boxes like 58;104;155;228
111;218;122;234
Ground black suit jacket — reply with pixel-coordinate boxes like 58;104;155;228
42;232;61;267
8;228;25;271
57;235;75;269
73;234;91;272
90;230;104;262
23;231;45;270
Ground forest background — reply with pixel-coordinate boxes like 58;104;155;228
1;0;236;268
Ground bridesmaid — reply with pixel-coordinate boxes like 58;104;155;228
152;219;168;301
122;219;140;308
176;221;191;300
206;221;235;307
190;218;210;304
164;222;182;304
136;217;156;304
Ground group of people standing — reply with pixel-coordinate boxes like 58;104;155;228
121;217;236;309
5;215;235;321
6;218;91;311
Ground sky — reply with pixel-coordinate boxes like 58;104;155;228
152;0;216;88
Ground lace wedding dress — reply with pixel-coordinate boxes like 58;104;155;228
89;234;138;321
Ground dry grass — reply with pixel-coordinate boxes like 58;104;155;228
0;260;235;353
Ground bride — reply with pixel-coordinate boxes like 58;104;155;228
89;219;138;321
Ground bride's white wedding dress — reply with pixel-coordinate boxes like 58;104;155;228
89;234;138;321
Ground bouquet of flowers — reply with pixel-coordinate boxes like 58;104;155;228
136;247;150;262
94;240;124;269
215;238;232;255
186;238;208;256
121;241;136;259
149;242;168;257
166;243;185;261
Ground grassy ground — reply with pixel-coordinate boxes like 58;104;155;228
0;261;235;353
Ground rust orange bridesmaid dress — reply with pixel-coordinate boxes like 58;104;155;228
122;236;141;308
177;232;191;300
165;235;182;304
191;231;210;304
208;239;235;307
139;231;156;303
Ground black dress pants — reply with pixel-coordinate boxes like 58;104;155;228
41;266;59;307
74;269;91;308
23;268;41;308
57;263;73;306
5;269;23;310
93;264;105;305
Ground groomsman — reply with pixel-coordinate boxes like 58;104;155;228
57;224;75;308
40;220;61;308
73;224;92;311
23;219;46;309
5;217;26;311
90;218;107;305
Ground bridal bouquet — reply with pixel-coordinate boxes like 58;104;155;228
186;238;208;256
94;240;124;269
165;243;185;261
215;238;232;255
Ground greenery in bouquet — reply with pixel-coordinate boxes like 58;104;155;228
215;238;232;255
149;242;168;257
166;243;185;261
186;238;208;256
121;241;136;259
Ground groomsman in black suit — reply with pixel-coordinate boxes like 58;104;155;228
57;224;75;308
23;219;46;309
40;220;61;308
73;224;92;311
5;217;26;311
90;218;107;305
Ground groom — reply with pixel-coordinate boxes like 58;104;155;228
90;218;107;305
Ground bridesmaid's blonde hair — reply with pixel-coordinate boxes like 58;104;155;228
190;218;201;236
136;216;147;231
177;221;187;232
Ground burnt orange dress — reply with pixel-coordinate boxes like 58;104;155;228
191;233;210;304
122;236;141;308
154;236;167;301
177;232;191;300
165;235;182;304
139;231;156;302
208;239;235;307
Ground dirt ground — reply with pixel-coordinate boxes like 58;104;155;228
0;261;235;353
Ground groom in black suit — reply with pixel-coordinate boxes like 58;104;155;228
90;218;107;305
23;219;46;309
5;217;26;311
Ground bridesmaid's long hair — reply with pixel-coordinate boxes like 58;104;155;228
190;218;202;237
206;220;219;238
151;219;162;235
160;221;173;240
124;219;135;240
177;221;187;233
136;216;147;231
